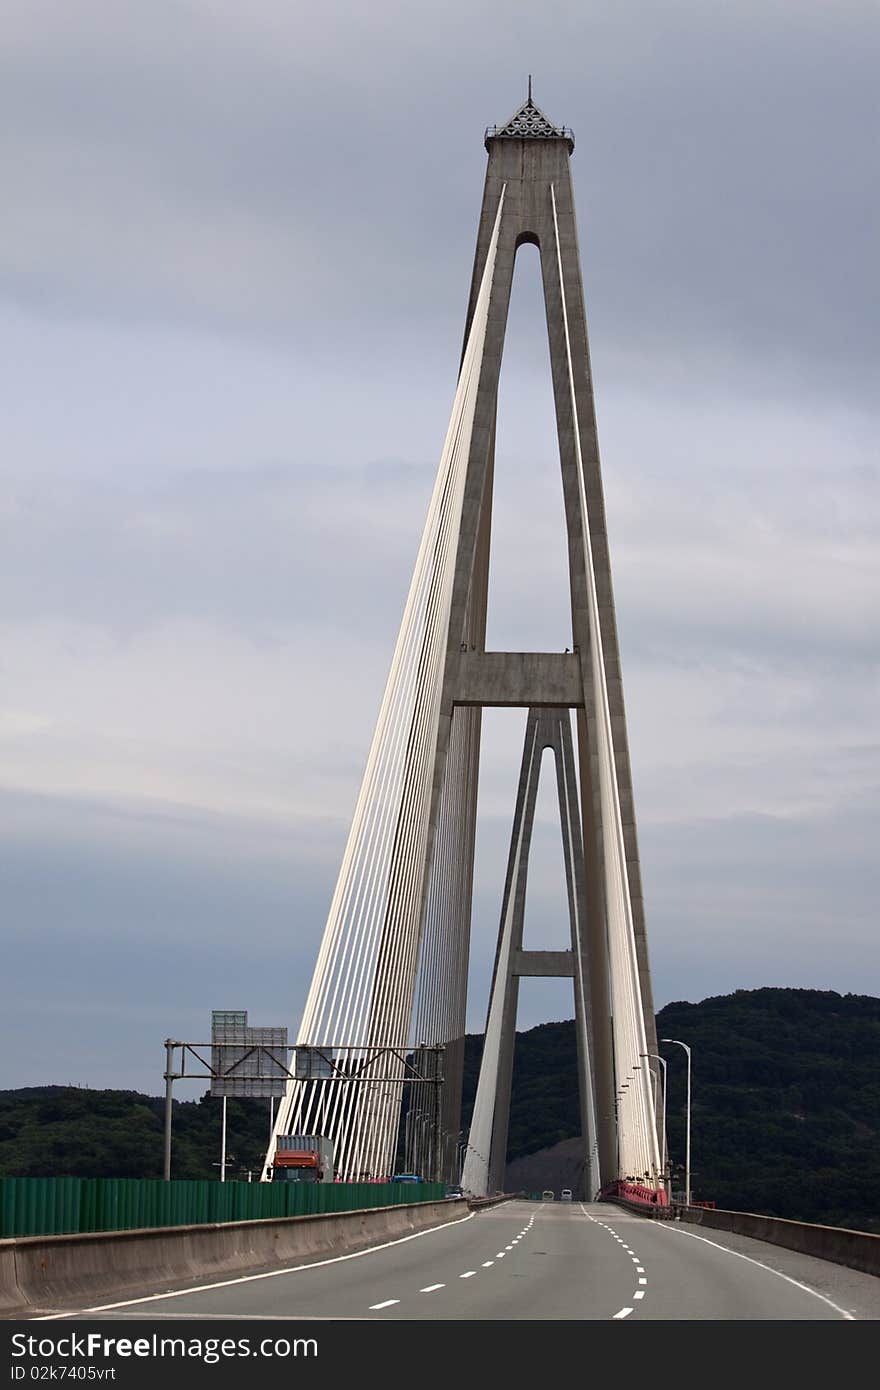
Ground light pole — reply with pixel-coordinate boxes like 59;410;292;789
639;1051;668;1193
219;1095;227;1184
456;1137;468;1179
407;1109;430;1174
661;1038;691;1206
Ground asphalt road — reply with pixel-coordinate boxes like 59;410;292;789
44;1201;880;1321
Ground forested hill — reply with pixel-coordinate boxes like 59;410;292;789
461;987;880;1233
1;988;877;1233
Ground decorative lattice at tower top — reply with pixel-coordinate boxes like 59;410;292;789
485;90;575;152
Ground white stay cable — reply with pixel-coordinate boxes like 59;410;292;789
264;188;507;1180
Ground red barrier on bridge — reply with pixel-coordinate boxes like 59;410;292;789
600;1180;669;1209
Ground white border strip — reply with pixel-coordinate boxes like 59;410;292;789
658;1223;855;1320
34;1212;475;1321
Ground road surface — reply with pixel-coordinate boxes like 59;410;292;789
42;1201;880;1321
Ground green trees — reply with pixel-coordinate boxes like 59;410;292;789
0;1087;271;1182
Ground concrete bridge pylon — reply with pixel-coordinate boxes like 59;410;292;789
267;92;661;1192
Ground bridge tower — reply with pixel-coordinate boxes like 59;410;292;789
267;92;661;1196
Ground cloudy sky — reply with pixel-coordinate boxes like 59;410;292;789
2;1;877;1096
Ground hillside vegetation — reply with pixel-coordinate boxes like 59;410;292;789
1;989;877;1232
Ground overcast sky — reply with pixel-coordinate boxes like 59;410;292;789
1;1;877;1097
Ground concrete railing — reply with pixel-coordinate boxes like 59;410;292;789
0;1199;469;1318
674;1204;880;1278
604;1192;879;1275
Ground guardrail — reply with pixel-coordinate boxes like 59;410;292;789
0;1176;445;1239
675;1203;880;1278
600;1180;670;1212
601;1189;879;1273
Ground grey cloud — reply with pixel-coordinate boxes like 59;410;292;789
1;1;877;1089
1;3;876;400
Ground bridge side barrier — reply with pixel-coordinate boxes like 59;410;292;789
604;1196;675;1220
0;1176;445;1239
0;1198;469;1317
602;1180;669;1210
674;1204;880;1278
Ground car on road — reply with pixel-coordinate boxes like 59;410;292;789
541;1189;554;1201
445;1184;464;1199
561;1188;572;1202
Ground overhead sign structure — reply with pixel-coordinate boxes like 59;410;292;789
210;1010;289;1098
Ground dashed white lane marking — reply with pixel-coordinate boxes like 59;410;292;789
460;1271;476;1279
656;1224;856;1321
505;1244;514;1250
581;1204;648;1320
34;1210;477;1320
482;1261;494;1267
369;1300;399;1310
496;1252;506;1259
420;1284;445;1293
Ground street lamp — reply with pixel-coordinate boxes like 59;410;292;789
639;1051;668;1193
661;1038;691;1207
407;1109;430;1174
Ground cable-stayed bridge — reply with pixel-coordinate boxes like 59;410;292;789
9;93;877;1337
266;91;663;1199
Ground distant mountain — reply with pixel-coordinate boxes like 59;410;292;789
462;988;880;1233
1;989;877;1233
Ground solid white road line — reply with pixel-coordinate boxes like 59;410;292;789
34;1211;477;1321
656;1224;856;1320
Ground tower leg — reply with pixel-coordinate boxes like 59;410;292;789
468;709;596;1198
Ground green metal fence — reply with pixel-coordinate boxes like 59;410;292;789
0;1177;446;1239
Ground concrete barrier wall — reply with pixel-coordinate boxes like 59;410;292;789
676;1204;880;1278
0;1199;468;1317
0;1246;20;1317
604;1195;879;1276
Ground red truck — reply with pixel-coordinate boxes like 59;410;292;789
270;1134;335;1183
